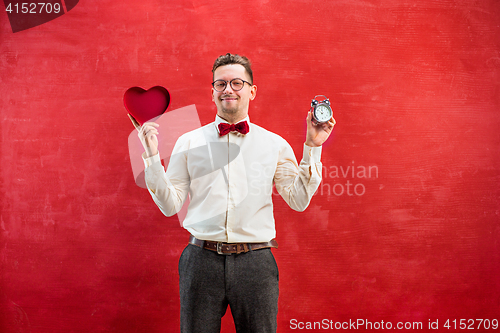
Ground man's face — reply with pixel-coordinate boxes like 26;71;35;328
212;64;257;120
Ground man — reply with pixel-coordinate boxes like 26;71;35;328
137;53;335;333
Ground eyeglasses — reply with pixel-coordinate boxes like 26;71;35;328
212;78;252;92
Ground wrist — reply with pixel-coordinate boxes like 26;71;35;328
305;140;321;148
145;147;158;158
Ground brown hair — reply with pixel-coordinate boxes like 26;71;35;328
212;53;253;84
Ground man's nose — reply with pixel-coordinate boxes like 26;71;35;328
223;83;234;94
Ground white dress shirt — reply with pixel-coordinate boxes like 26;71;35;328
142;115;322;243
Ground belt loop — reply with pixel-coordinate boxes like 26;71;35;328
243;243;249;253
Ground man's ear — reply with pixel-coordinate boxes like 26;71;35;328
211;88;215;102
249;85;257;101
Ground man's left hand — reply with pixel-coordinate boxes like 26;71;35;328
305;111;336;147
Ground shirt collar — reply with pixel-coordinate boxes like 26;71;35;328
215;114;251;135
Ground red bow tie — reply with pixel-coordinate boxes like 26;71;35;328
218;121;249;136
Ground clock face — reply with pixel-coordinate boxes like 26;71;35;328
314;104;332;122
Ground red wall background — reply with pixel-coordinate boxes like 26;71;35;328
1;0;499;332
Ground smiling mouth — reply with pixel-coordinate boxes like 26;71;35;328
221;96;238;101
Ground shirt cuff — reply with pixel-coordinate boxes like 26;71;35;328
142;151;161;168
303;144;322;165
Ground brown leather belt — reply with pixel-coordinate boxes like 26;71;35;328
189;235;278;255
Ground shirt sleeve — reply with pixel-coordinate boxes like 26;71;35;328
273;143;322;212
142;138;191;217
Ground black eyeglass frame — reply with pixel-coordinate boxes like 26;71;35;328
211;78;253;92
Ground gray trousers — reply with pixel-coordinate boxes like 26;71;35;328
178;243;279;333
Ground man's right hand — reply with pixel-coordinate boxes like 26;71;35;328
138;122;160;157
128;114;160;157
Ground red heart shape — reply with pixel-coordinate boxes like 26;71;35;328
123;86;171;125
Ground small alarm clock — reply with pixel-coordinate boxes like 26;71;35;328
310;95;333;125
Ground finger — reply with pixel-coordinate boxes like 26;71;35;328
146;134;157;143
139;123;159;137
324;118;336;132
128;114;141;130
143;125;159;135
145;129;159;138
323;117;334;128
307;111;319;127
138;126;150;141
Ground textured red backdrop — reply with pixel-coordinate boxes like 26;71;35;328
1;0;499;332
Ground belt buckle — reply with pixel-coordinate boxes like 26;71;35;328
217;242;230;255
